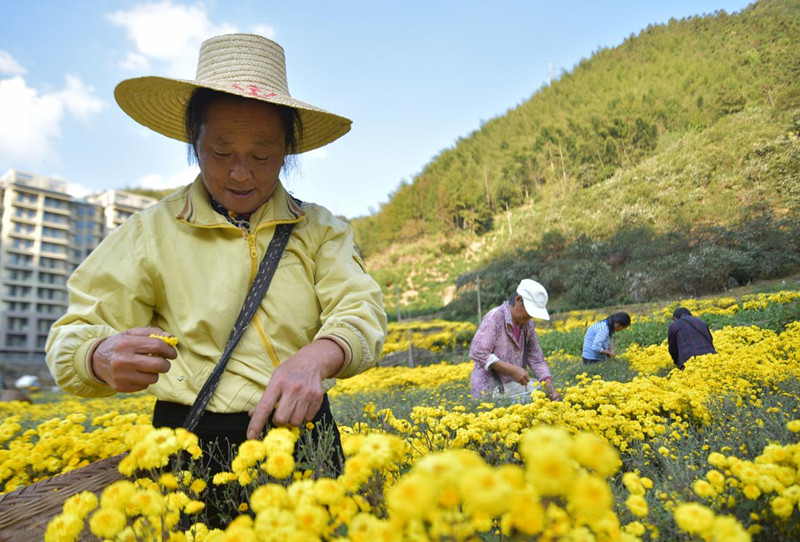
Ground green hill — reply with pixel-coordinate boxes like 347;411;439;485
354;0;800;320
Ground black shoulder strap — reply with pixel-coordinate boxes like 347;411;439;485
183;222;295;431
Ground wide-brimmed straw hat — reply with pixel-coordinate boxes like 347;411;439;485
114;33;351;154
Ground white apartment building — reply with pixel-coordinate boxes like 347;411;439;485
0;169;157;366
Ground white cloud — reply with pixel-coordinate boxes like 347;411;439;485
53;75;105;120
118;52;151;72
66;181;91;199
0;51;26;75
251;24;276;39
0;75;104;166
108;1;237;77
135;166;199;190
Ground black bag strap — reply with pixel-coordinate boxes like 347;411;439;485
183;222;294;431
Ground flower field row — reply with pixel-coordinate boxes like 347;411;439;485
0;289;797;540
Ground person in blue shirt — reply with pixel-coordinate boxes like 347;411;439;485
582;312;631;363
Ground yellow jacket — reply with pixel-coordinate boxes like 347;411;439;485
46;179;387;413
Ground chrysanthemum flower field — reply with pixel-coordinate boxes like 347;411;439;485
1;289;799;541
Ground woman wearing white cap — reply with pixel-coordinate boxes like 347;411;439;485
46;34;387;495
469;279;561;401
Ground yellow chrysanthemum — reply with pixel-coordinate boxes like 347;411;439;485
708;452;728;469
253;507;298;539
623;520;646;536
706;469;726;490
100;480;137;511
263;427;298;455
264;451;295;479
693;479;717;499
45;513;84;542
674;502;715;535
743;484;762;500
526;452;576;496
213;471;238;485
518;425;573;465
63;491;98;519
568;475;613;521
622;472;645;495
221;525;257;542
89;508;128;539
190;478;207;494
184;500;205;515
130;488;166;517
294;502;330;535
625;494;649;518
313;477;346;506
250;484;290;513
771;496;794;519
570;432;620;477
158;472;180;490
502;488;544;536
460;465;514;517
711;515;750;542
386;473;437;523
149;333;179;346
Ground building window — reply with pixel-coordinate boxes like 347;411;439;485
6;253;33;266
7;317;29;331
44;197;69;210
37;319;55;332
40;242;67;255
39;257;66;270
5;334;27;348
13;223;35;235
42;211;68;224
42;226;67;239
15;192;38;204
11;238;34;250
6;269;33;282
6;285;31;297
36;303;63;314
37;288;65;301
38;272;65;286
14;208;37;219
3;302;30;312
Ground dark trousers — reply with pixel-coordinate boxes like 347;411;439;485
582;357;602;364
153;394;343;527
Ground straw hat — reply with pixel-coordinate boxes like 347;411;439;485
114;33;351;154
517;279;550;320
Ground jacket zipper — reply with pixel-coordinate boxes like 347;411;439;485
244;228;281;368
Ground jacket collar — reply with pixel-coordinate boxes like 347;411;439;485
176;176;305;227
503;301;532;330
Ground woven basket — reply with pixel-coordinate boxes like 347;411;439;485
0;453;127;542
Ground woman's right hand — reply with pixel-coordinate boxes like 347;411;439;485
509;365;531;386
91;327;177;392
489;360;531;386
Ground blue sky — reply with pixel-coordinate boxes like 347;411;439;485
0;0;753;218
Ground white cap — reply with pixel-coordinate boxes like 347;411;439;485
516;279;550;320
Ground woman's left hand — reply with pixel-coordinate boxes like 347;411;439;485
247;339;344;439
543;379;562;402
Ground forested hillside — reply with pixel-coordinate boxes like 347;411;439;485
353;0;800;319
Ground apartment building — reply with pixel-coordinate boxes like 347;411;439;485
0;169;157;366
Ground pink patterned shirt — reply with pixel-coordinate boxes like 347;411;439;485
469;302;552;399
